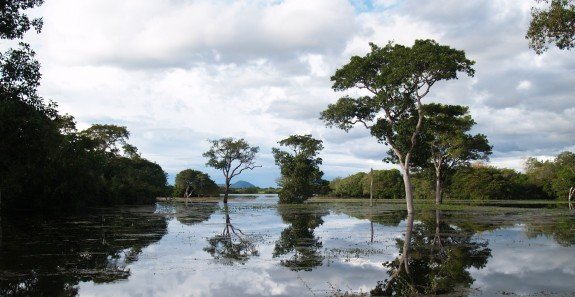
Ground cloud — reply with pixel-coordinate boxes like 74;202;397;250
23;0;575;186
37;0;358;69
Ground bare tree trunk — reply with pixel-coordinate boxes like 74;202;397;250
401;166;415;214
0;190;2;249
434;209;443;249
435;168;442;205
370;168;374;207
403;213;414;274
224;180;230;204
569;187;574;210
370;208;374;244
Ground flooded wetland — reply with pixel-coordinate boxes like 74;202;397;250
1;196;574;296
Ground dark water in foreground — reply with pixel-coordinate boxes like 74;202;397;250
1;196;574;296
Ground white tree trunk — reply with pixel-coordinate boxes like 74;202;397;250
400;166;415;214
370;168;374;207
569;187;574;210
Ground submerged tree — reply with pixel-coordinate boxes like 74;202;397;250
272;134;324;204
321;40;474;213
173;169;219;198
420;104;491;204
203;138;260;204
526;0;575;54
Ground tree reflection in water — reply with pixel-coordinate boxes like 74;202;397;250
273;204;329;271
204;204;259;265
372;210;492;296
174;202;219;226
0;206;168;297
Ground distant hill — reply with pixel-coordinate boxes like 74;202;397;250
230;180;257;189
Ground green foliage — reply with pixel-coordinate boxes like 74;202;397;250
321;40;474;212
105;157;168;205
526;151;575;199
364;169;404;199
273;135;324;204
330;169;404;199
526;0;575;54
79;124;130;155
0;0;44;39
449;165;549;200
421;104;491;169
331;172;367;198
416;103;491;203
321;40;475;163
173;169;219;197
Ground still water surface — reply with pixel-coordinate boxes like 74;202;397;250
1;195;574;296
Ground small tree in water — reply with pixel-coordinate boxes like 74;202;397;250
321;40;474;214
273;134;324;204
203;138;260;204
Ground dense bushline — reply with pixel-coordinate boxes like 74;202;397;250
328;160;569;201
330;169;404;199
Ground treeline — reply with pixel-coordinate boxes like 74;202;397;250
170;168;280;197
329;152;574;201
0;117;169;211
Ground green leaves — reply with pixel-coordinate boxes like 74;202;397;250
330;40;474;98
321;40;475;168
79;124;130;155
173;169;219;197
273;134;324;204
526;151;575;199
203;138;259;201
527;0;575;54
0;0;44;40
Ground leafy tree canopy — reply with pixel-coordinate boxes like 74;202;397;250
173;169;219;197
0;0;43;39
321;39;474;213
273;135;324;204
79;124;130;155
203;137;260;203
527;0;575;54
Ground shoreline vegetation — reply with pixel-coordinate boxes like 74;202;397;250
157;196;571;206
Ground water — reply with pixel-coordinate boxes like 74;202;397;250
1;196;574;296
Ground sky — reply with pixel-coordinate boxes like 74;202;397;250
19;0;575;187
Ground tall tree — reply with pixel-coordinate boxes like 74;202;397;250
272;134;324;204
320;40;474;214
420;104;491;204
526;0;575;54
203;138;260;204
